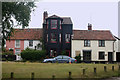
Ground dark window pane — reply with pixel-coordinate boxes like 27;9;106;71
29;40;33;47
99;52;105;59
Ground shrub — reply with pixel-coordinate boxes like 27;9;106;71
21;48;46;61
75;54;81;63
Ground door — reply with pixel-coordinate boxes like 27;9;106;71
108;52;113;63
116;52;120;62
83;50;91;62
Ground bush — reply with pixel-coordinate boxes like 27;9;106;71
21;48;46;61
2;58;6;61
75;54;81;63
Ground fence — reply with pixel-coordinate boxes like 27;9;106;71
5;65;120;80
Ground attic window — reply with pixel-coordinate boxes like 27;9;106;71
51;20;57;29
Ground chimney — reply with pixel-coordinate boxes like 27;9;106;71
88;23;92;30
43;11;48;22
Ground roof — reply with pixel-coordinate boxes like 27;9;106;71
47;15;61;19
73;30;116;40
9;28;43;40
44;15;72;24
114;36;120;40
62;17;72;24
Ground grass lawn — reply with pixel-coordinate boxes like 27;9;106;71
2;62;120;79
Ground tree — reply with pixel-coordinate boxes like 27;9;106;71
2;2;36;50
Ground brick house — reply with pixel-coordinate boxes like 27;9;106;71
6;29;42;55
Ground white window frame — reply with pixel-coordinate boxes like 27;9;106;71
29;40;33;47
65;34;70;43
59;34;61;42
15;40;20;48
15;49;21;55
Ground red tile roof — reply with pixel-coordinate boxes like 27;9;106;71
9;28;43;40
73;30;116;40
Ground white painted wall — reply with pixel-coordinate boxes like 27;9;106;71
24;40;42;50
72;40;116;61
118;40;120;52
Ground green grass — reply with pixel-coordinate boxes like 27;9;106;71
2;62;120;78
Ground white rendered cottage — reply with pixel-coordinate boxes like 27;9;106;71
72;24;117;62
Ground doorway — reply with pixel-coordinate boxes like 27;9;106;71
108;52;113;63
83;50;91;62
116;52;120;62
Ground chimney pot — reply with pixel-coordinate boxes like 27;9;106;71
43;11;48;22
88;23;92;30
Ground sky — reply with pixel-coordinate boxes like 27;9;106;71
28;0;118;36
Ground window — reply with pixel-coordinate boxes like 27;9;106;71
15;49;21;55
99;52;105;59
51;20;57;29
65;34;70;43
47;34;48;42
15;40;20;48
63;56;70;59
59;34;61;42
60;21;62;29
29;40;33;47
51;33;57;42
50;50;57;57
47;21;48;29
56;56;62;59
84;40;90;47
99;40;105;47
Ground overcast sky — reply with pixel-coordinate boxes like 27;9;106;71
28;1;118;36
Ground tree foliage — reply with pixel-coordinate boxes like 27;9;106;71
2;2;36;49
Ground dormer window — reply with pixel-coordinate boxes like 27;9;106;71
51;20;57;29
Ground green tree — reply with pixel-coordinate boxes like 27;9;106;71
2;2;36;50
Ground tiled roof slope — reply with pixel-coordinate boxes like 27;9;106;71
9;28;43;40
73;30;116;40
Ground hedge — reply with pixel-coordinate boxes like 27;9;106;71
21;49;46;61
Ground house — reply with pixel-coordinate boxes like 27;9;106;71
5;11;120;62
43;11;73;57
72;23;117;62
6;29;43;55
114;36;120;62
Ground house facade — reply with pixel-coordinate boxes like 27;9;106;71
5;11;120;62
43;11;73;57
6;29;42;55
72;24;117;62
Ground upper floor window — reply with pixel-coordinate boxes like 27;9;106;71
99;52;105;59
51;33;57;43
65;34;70;43
51;20;57;29
47;34;48;42
60;21;62;29
29;40;33;47
99;40;105;47
15;40;20;48
84;40;90;47
59;34;61;42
